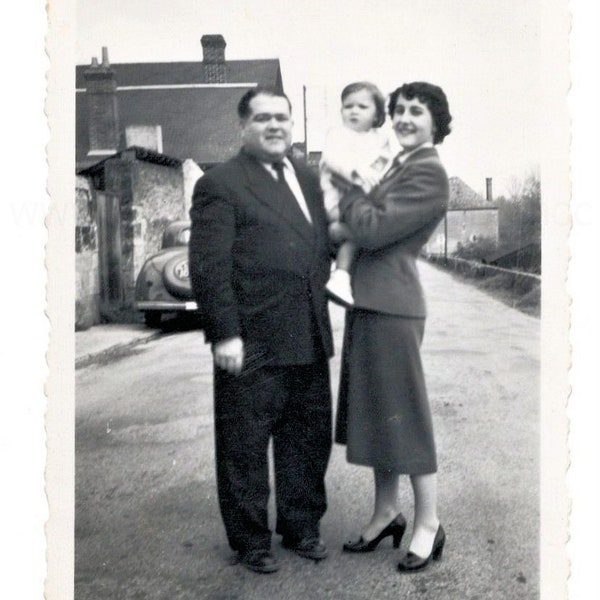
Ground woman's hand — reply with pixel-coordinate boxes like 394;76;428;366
329;221;353;243
353;167;381;193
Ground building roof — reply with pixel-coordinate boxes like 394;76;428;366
77;146;183;191
78;146;182;176
483;240;541;263
448;176;497;210
75;60;282;89
76;58;283;169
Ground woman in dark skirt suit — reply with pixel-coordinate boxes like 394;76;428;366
335;82;452;572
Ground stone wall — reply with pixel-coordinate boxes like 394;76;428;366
424;208;499;255
75;176;100;329
122;156;185;306
78;151;187;321
131;159;186;263
449;209;499;249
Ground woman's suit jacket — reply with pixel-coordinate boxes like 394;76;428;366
339;146;449;317
188;149;333;365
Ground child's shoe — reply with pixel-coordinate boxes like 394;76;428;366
326;269;354;307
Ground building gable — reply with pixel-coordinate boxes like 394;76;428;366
448;176;496;210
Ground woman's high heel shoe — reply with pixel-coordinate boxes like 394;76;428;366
343;514;407;553
397;524;446;572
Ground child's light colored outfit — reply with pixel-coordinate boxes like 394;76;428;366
320;126;398;306
320;126;397;217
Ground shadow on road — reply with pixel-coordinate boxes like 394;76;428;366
151;314;205;335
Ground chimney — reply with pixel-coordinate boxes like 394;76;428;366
83;46;120;157
201;34;227;83
485;177;493;202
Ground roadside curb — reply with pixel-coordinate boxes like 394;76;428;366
75;330;162;370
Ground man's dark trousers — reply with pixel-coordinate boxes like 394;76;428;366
214;358;332;554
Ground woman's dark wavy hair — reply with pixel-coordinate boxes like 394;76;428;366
341;81;387;128
237;86;292;119
388;82;452;144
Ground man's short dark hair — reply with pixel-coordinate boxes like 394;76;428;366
237;87;292;119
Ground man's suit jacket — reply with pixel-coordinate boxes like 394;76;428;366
189;149;333;365
339;146;449;317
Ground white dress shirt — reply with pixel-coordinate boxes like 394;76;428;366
262;157;313;224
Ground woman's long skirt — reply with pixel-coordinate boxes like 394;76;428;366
335;308;437;474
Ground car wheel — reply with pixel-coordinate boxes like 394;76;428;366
163;255;193;297
144;311;162;328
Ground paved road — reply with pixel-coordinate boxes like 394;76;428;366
75;260;540;600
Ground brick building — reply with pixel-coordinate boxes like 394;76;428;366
75;35;284;327
76;35;283;170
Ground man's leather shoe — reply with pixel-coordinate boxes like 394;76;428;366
239;549;279;574
282;536;328;560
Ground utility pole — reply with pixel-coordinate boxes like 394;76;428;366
444;213;448;261
303;85;308;161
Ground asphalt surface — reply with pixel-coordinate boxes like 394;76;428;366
75;260;540;600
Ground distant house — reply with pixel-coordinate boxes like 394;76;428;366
424;177;499;256
75;35;285;327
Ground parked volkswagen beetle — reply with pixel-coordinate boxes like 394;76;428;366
134;221;199;327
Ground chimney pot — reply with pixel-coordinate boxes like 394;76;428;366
101;46;110;67
91;56;99;68
485;177;493;202
201;34;226;53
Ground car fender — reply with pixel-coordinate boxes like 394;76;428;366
162;253;193;298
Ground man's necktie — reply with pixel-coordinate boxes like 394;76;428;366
271;161;288;184
271;161;312;223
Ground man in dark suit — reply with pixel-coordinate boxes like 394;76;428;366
189;87;334;574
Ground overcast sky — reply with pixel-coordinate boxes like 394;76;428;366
77;0;541;196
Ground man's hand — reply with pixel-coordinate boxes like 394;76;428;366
213;336;245;375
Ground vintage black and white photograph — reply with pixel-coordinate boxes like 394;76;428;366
41;0;577;598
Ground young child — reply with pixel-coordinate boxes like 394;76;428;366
320;81;397;306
